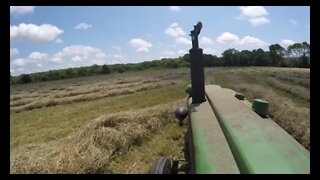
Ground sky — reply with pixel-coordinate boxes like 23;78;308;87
10;6;310;75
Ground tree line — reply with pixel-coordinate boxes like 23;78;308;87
10;42;309;84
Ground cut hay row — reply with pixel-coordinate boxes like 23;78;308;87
261;68;310;79
10;99;185;174
269;73;310;88
10;81;178;113
238;70;309;101
10;79;163;108
52;79;161;98
10;98;35;107
234;84;310;150
266;77;310;101
10;93;42;102
10;73;184;104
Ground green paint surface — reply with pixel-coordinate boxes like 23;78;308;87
205;85;310;174
188;98;239;174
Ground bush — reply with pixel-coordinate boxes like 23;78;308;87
117;68;125;73
101;64;111;74
18;74;33;84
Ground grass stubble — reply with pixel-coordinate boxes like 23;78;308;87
10;67;310;173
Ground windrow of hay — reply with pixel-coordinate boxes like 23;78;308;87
234;84;310;150
11;81;178;113
238;69;310;101
270;73;310;88
10;71;186;110
10;98;185;174
10;93;41;102
266;77;310;101
259;68;310;79
10;98;34;107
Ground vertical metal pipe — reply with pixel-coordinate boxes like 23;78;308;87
189;22;206;104
189;48;206;104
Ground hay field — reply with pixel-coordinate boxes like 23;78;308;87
10;67;310;173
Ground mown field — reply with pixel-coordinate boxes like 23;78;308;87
10;67;310;174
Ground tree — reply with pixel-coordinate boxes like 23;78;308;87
251;49;270;66
117;67;126;73
301;42;310;57
101;64;111;74
182;53;190;62
288;42;310;68
19;74;33;84
269;44;285;66
302;42;310;67
10;72;13;84
77;67;88;76
65;68;76;78
222;48;239;66
239;50;251;66
89;64;99;75
288;43;304;58
40;74;49;81
298;56;309;68
48;70;62;80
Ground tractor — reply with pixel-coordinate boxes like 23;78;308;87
150;22;310;174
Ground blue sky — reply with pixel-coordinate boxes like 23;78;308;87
10;6;310;75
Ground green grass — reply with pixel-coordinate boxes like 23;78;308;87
207;67;309;108
105;122;186;174
10;67;310;173
10;82;189;150
211;70;231;88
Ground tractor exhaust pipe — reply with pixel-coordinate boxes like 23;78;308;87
189;22;206;104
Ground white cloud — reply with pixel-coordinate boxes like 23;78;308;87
113;54;124;58
95;52;107;59
10;23;63;42
67;63;74;68
162;50;176;55
217;32;240;43
113;46;121;51
28;52;48;62
178;50;187;54
280;39;295;47
56;45;102;58
169;6;180;11
10;48;19;57
11;58;27;67
290;19;298;26
239;6;270;26
175;37;191;45
136;48;148;52
17;68;24;72
91;59;107;65
74;22;92;30
129;38;152;52
165;23;186;38
71;56;83;62
50;57;63;64
55;39;63;44
239;6;268;18
249;17;270;26
200;36;214;46
11;44;123;75
217;32;268;47
10;6;35;15
239;36;268;46
49;45;110;66
203;48;216;54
